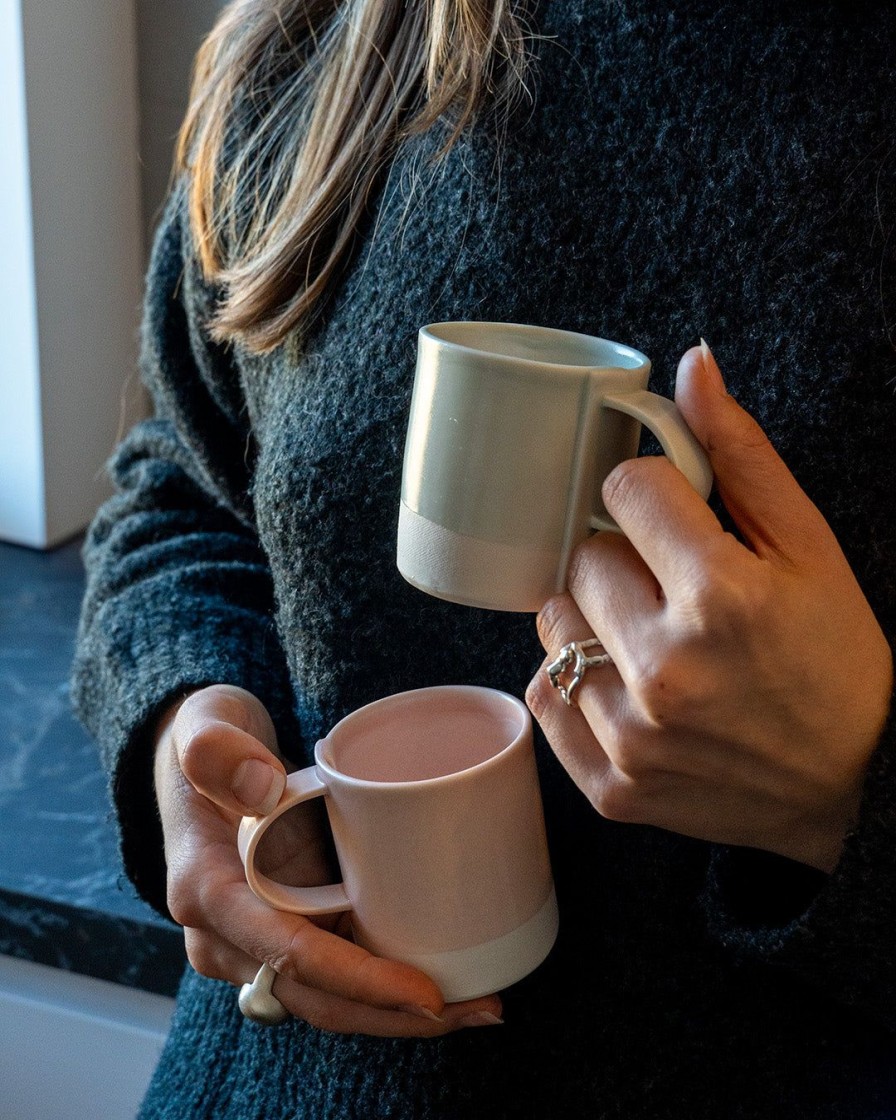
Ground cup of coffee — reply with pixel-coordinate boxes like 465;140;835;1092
397;322;713;612
238;686;557;1003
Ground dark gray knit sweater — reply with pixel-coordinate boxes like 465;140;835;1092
74;0;896;1115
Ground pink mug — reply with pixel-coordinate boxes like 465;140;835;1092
238;686;558;1002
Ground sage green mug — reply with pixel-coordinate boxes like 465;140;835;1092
397;321;713;612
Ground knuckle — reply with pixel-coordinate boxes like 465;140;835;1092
601;457;645;516
689;573;766;636
590;770;641;824
525;671;553;722
202;684;276;747
738;564;775;617
679;567;720;627
684;558;772;636
729;414;774;458
170;691;205;747
167;871;202;929
630;656;710;730
166;848;218;928
269;922;313;986
535;594;574;654
627;655;679;727
602;711;669;781
183;930;221;980
600;456;663;517
605;731;648;781
177;722;221;785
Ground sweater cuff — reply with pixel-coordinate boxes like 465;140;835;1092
703;688;896;1028
74;588;301;921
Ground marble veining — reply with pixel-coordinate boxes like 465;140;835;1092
0;538;185;996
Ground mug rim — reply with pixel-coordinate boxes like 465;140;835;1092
420;320;649;373
314;685;531;790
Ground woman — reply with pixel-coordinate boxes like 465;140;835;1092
74;0;896;1115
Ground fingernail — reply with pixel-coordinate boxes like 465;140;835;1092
398;1004;445;1023
699;337;726;393
458;1011;504;1028
232;759;284;815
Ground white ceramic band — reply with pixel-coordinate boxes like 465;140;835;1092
353;886;560;1003
397;500;563;613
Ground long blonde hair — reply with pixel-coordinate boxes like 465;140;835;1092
177;0;534;353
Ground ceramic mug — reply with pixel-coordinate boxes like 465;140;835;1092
238;686;558;1003
397;321;714;612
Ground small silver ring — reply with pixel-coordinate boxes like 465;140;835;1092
238;963;289;1027
546;638;614;706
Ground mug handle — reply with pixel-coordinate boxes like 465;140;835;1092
237;767;353;915
590;389;714;532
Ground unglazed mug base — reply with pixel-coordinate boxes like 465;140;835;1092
397;500;563;613
353;886;559;1003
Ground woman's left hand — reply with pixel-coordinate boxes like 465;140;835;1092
526;343;893;873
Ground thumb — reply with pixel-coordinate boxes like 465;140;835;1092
674;341;827;561
172;686;287;817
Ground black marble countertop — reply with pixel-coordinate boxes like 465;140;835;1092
0;537;185;997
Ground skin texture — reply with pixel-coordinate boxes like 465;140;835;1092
153;684;504;1036
527;344;894;874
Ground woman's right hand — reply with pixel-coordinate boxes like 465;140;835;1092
153;683;504;1036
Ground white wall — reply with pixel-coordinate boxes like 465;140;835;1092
0;0;224;548
24;0;145;547
0;0;46;547
0;0;144;548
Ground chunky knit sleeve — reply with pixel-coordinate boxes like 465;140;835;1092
703;685;896;1030
71;184;300;919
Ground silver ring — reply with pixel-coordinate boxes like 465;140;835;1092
238;963;289;1027
546;638;613;706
